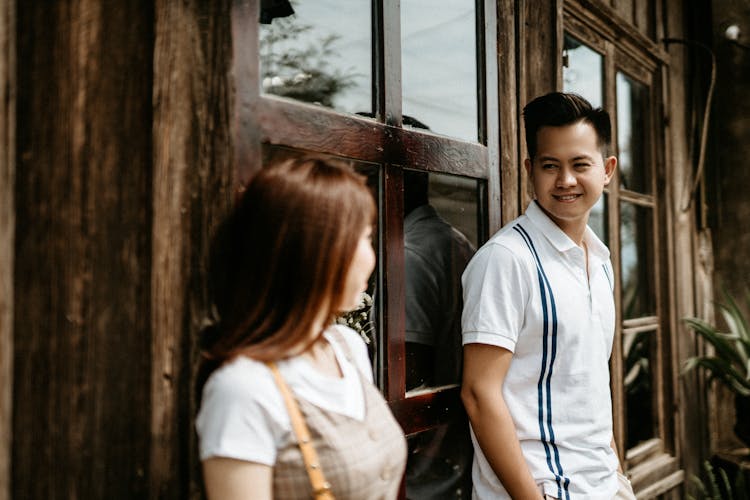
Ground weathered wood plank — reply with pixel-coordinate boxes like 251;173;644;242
0;1;14;499
614;0;635;25
257;96;489;179
662;0;709;484
152;1;234;498
14;2;153;498
495;0;518;227
518;0;559;210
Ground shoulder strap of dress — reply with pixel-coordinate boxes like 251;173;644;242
266;362;335;500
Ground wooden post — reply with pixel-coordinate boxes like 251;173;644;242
0;0;14;498
14;2;154;497
151;1;233;498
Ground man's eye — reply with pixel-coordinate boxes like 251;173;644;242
542;164;557;169
574;163;591;169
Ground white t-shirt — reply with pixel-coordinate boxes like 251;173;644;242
462;201;619;500
195;325;373;466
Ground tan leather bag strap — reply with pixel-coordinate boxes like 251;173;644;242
266;362;335;500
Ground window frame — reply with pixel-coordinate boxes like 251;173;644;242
562;1;681;495
230;0;502;486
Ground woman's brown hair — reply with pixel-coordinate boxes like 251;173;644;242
199;156;376;377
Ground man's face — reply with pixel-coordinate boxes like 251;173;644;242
525;121;616;241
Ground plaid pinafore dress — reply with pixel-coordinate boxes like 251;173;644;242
272;332;407;499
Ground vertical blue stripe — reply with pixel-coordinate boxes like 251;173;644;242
602;263;613;290
515;225;571;499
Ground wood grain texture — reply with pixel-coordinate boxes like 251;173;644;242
231;0;261;188
152;0;233;498
0;1;14;499
383;164;405;401
258;96;488;178
14;2;153;497
482;0;503;232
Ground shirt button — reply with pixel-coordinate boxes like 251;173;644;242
368;428;378;441
381;467;391;480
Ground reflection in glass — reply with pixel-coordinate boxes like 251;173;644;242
620;202;656;319
259;1;370;114
401;1;477;142
406;423;472;499
262;145;381;368
624;329;656;448
403;170;479;498
589;194;608;242
563;35;603;107
617;73;650;193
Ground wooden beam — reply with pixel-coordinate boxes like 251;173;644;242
0;0;14;498
151;1;234;498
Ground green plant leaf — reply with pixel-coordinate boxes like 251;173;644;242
684;317;744;366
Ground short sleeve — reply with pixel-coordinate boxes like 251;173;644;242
461;242;530;352
195;361;285;465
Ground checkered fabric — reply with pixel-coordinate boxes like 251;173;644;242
272;333;407;499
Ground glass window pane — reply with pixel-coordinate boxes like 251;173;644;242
259;1;371;114
616;73;651;193
589;193;608;243
624;329;657;448
404;171;479;391
406;421;473;499
403;171;479;498
620;202;656;319
401;1;478;142
563;35;603;108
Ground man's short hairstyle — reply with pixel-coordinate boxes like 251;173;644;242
522;92;612;160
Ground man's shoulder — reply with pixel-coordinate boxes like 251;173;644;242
480;216;539;255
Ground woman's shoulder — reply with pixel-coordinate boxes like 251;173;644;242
202;355;279;406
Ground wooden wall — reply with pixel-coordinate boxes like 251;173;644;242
0;1;14;499
151;1;233;497
706;0;750;452
662;0;712;486
13;2;154;497
12;1;233;498
2;0;719;497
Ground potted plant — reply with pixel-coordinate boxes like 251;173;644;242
683;290;750;447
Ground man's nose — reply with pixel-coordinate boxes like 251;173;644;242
556;168;577;187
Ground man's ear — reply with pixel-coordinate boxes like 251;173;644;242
603;156;617;185
524;158;533;179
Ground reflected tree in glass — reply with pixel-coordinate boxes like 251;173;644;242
259;1;370;112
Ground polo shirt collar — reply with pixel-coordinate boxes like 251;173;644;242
525;201;610;262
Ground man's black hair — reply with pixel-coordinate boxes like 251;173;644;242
522;92;611;160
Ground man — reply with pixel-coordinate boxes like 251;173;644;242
460;92;635;499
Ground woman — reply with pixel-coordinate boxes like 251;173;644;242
196;156;407;499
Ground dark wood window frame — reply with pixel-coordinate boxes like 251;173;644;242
563;1;685;497
230;0;503;453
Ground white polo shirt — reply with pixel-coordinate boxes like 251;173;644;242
462;201;619;500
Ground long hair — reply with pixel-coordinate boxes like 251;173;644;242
199;156;376;379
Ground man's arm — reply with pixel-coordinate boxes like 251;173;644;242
461;343;542;500
610;436;623;473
